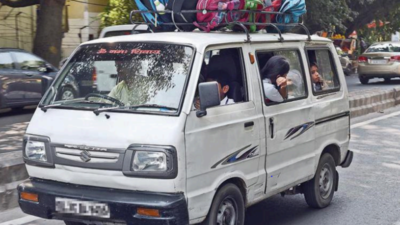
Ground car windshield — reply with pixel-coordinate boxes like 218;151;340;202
366;43;400;53
42;42;194;114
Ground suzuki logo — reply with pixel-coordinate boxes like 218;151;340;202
80;150;91;162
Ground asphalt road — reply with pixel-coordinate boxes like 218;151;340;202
345;74;400;92
2;105;400;225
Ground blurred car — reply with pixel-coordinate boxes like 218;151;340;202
0;48;58;110
98;24;149;39
358;42;400;84
336;46;353;76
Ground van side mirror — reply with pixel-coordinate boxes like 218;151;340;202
196;82;220;118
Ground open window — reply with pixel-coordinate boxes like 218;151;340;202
306;49;340;94
193;47;248;110
256;50;308;105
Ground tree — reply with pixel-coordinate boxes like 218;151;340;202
305;0;400;38
99;0;141;29
0;0;66;67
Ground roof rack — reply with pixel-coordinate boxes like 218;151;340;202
129;9;311;42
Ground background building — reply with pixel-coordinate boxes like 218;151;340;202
0;0;107;62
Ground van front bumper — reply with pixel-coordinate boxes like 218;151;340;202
18;178;189;225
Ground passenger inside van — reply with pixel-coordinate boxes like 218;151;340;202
261;55;290;103
207;71;235;105
287;69;305;98
310;63;325;91
108;61;147;105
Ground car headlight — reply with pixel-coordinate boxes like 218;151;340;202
23;135;54;167
25;140;47;161
133;151;167;172
122;145;177;179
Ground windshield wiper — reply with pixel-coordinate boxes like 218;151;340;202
39;103;63;112
130;104;178;111
93;106;123;116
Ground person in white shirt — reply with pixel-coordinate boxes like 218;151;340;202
193;71;235;109
107;61;148;106
260;55;290;103
206;71;235;105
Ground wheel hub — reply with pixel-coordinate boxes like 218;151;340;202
319;165;333;199
217;199;237;225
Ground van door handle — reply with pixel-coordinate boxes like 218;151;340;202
244;121;254;128
269;118;274;139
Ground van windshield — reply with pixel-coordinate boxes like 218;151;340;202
43;42;194;114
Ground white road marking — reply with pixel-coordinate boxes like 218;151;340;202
351;111;400;129
0;216;38;225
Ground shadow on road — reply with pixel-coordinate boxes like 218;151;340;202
0;107;35;153
244;195;320;225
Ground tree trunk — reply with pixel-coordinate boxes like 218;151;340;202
33;0;65;67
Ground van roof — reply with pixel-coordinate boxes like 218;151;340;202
85;31;332;49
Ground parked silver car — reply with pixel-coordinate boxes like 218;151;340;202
0;48;58;110
358;42;400;84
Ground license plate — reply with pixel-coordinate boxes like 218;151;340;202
370;59;387;64
55;197;110;218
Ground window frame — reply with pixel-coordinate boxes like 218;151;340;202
305;47;341;96
0;52;15;70
255;48;309;106
201;45;250;105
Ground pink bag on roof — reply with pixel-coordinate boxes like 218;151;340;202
195;0;246;32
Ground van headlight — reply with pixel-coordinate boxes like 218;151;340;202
23;135;54;167
123;145;177;179
133;151;167;172
25;140;47;161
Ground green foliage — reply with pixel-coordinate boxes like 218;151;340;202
305;0;400;38
99;0;142;29
305;0;351;34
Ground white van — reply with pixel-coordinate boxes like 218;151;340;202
18;29;353;225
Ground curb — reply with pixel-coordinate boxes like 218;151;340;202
348;87;400;118
0;152;28;212
1;88;400;212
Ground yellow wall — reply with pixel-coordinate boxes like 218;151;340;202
88;0;108;13
0;5;36;51
67;1;85;19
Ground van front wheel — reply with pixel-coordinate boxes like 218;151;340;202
203;183;245;225
303;153;337;209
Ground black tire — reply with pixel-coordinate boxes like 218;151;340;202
202;183;245;225
64;221;86;225
60;86;77;100
359;76;369;85
303;153;337;209
384;78;391;83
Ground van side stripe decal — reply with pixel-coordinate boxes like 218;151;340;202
284;122;314;140
211;145;259;169
315;112;350;125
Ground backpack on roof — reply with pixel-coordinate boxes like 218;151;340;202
195;0;246;33
275;0;306;32
165;0;198;31
135;0;175;32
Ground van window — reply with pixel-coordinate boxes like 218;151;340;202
42;43;194;115
307;49;340;93
193;47;248;110
256;50;307;104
